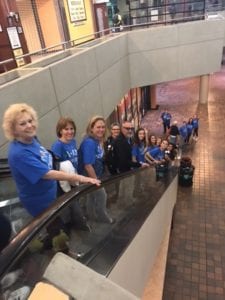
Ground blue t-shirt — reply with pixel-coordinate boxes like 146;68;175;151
179;125;188;139
148;147;165;161
8;139;57;217
132;143;146;163
186;123;193;135
51;139;78;169
161;112;171;124
192;118;199;129
78;137;104;178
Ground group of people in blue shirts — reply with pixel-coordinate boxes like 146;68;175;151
179;115;199;144
1;102;199;255
161;109;199;146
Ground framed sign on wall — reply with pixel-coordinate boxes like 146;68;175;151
7;27;21;49
67;0;87;22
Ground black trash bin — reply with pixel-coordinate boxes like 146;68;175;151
155;162;168;179
179;156;195;186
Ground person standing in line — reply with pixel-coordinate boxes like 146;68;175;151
2;103;100;218
78;116;114;224
104;122;121;201
132;128;148;165
113;7;123;32
51;117;79;193
113;121;142;173
113;121;147;207
148;134;157;150
168;120;180;146
145;140;169;165
51;117;91;231
104;122;120;175
186;118;193;144
156;136;162;147
132;128;149;197
179;120;188;146
192;114;199;141
161;109;172;134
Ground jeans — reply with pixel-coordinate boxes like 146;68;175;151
86;188;112;223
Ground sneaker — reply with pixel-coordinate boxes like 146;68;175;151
8;286;30;300
11;219;24;235
52;230;69;252
75;223;92;232
68;250;85;260
28;239;44;253
0;269;23;290
96;215;115;224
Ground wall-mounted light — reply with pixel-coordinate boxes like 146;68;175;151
7;12;19;26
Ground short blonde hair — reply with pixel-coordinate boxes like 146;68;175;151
86;116;106;139
2;103;38;141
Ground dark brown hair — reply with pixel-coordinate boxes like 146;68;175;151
56;117;76;138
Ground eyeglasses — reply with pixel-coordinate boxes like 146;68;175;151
112;128;120;131
123;127;134;131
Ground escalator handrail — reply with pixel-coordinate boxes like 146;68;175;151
0;167;144;279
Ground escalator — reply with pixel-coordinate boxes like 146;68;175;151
0;164;178;299
0;159;32;237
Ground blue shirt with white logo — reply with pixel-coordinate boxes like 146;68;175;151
51;139;78;170
8;138;57;217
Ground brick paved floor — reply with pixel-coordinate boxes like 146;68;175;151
141;66;225;299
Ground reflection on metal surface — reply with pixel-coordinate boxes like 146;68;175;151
0;197;20;208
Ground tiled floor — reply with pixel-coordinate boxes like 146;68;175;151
141;65;225;299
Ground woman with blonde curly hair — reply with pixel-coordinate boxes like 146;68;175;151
78;116;114;223
2;103;100;218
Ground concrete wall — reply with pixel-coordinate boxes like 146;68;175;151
0;19;224;158
128;19;224;87
108;175;178;297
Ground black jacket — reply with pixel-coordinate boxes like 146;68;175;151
114;133;141;173
104;136;118;175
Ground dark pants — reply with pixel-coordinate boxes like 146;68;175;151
163;122;170;134
193;128;198;137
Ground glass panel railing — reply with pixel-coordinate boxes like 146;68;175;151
0;165;178;299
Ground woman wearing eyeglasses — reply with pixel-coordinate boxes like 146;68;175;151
104;122;120;175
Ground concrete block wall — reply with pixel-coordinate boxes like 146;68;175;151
0;34;129;157
128;19;224;87
43;253;139;300
108;175;178;297
0;19;224;158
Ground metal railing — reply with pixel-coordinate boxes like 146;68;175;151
0;5;223;74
